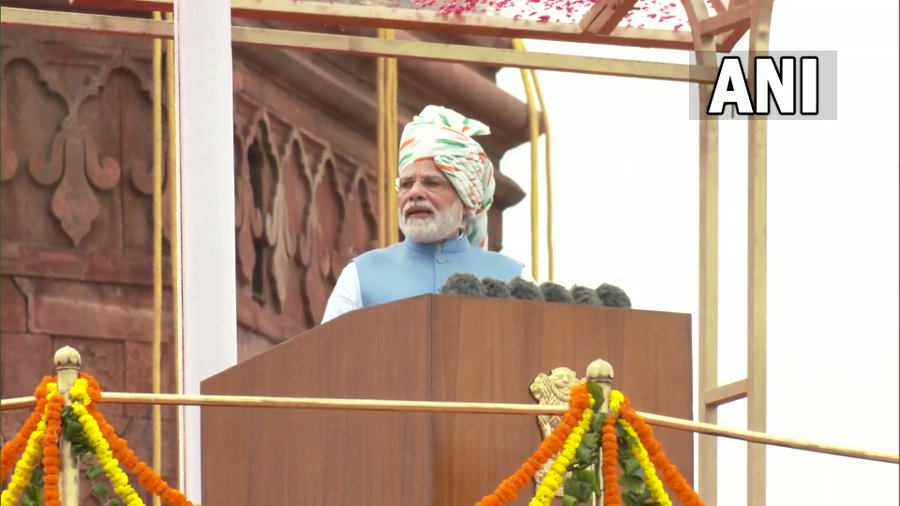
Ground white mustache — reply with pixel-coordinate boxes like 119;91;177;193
402;200;436;215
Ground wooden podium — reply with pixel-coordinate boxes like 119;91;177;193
200;295;693;505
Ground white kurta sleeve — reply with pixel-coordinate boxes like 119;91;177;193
321;262;363;324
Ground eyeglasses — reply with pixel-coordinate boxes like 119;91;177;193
394;175;452;195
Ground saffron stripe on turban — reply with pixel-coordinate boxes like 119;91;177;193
398;105;496;249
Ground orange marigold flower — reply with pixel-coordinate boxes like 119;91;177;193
475;383;591;506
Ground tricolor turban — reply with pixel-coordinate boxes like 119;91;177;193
398;105;495;249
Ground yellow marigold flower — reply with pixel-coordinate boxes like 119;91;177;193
2;407;48;506
113;472;129;486
548;474;562;490
620;419;671;506
610;390;624;412
104;458;120;473
538;484;554;498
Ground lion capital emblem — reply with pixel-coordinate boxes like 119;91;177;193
529;367;582;496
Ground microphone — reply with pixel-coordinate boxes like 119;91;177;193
482;277;512;298
441;273;485;296
571;285;602;305
539;282;574;303
508;277;543;301
596;283;632;308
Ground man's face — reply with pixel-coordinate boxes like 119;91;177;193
397;159;464;243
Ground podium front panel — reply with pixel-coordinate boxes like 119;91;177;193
430;297;693;506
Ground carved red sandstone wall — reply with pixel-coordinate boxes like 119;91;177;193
1;31;180;501
1;23;529;499
232;103;380;342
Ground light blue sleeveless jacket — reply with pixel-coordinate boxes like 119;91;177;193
353;235;523;308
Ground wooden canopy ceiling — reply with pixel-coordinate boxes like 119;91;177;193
65;0;750;52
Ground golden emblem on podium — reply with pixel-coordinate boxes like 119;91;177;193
529;367;581;497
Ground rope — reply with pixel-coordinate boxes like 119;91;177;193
386;30;399;245
512;39;541;281
530;67;553;281
150;11;164;506
376;36;386;248
376;29;399;245
163;10;184;488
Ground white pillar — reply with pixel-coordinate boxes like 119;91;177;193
174;1;237;501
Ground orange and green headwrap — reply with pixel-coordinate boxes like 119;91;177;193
398;105;495;249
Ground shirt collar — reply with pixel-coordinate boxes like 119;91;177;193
403;233;469;254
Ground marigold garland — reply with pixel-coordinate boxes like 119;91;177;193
618;398;704;506
609;390;624;413
1;403;48;506
619;419;671;506
529;398;595;506
475;383;592;506
42;382;65;506
600;411;621;506
72;401;145;506
0;376;53;481
79;373;198;506
4;371;704;506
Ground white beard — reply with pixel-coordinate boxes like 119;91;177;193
399;199;464;243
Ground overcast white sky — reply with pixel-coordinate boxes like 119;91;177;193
496;1;899;504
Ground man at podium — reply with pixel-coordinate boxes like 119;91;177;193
322;105;526;323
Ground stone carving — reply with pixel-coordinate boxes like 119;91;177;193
304;149;345;324
42;122;121;246
235;133;262;286
1;32;379;338
1;49;67;185
339;169;379;268
0;49;171;247
230;102;377;328
265;147;294;312
0;148;16;182
530;367;582;496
